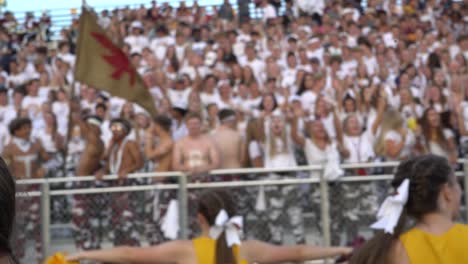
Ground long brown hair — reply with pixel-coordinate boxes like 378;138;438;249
350;154;453;264
420;107;449;151
198;190;238;264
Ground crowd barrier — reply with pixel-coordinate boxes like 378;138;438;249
15;159;468;263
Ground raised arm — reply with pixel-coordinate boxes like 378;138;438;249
290;117;305;146
333;108;344;146
145;129;173;160
371;92;387;135
243;240;351;263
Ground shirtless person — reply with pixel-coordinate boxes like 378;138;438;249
211;109;245;169
3;117;49;261
145;115;174;174
172;112;220;182
144;115;175;243
172;112;220;236
97;118;144;180
96;118;144;246
76;115;105;176
72;115;106;250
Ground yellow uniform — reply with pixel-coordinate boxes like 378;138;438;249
193;237;248;264
400;224;468;264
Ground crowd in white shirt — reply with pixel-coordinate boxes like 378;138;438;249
0;0;467;174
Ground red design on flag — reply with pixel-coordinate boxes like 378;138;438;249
90;32;136;86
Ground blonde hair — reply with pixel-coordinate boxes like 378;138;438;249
268;117;288;158
374;109;404;157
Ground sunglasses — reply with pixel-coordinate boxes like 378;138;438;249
110;124;125;132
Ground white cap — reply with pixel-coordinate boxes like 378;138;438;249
341;8;354;16
420;14;431;22
271;108;283;117
289;95;301;103
131;21;144;29
204;51;217;67
298;26;311;35
308;37;320;44
362;27;372;36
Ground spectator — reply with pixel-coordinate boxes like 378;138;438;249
211;109;245;169
3;117;49;261
420;108;458;164
218;0;235;22
172;112;220;181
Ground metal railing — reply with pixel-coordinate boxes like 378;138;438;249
16;159;468;261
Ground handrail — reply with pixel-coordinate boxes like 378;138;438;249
16;160;466;185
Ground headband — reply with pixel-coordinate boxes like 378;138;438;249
86;117;102;127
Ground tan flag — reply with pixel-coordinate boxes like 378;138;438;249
74;7;157;117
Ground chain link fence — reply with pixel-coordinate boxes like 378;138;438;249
14;183;44;263
12;161;468;263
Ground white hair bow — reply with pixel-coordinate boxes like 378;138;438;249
370;179;410;234
209;209;243;247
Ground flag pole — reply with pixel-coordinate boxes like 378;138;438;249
61;2;84;177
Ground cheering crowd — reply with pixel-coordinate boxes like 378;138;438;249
0;0;467;261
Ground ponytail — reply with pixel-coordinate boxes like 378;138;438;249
0;234;18;264
215;231;237;264
350;211;408;264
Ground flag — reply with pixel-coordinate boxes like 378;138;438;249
74;7;157;117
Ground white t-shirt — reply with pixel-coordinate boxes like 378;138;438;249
300;91;318;114
38;86;52;100
282;67;298;92
262;4;277;22
167;88;192;107
35;130;58;152
248;140;263;160
171;121;188;141
264;135;297;168
321;114;336;140
400;104;424;121
7;73;28;87
343;134;375;163
215;96;240;110
0;105;17;127
304;139;339;178
238;57;266;85
150;36;175;60
0;124;10;154
200;92;219;107
363;56;378;76
52;101;70;137
340;59;358;77
57;52;76;67
124;35;150;54
22;95;46;119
